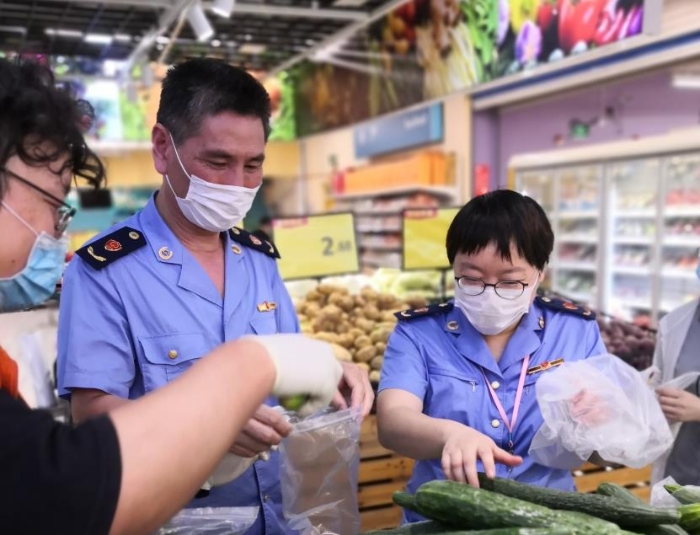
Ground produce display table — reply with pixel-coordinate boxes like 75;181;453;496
358;415;653;532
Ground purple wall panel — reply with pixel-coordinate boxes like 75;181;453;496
473;69;700;187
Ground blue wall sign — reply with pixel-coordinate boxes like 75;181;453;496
354;103;444;160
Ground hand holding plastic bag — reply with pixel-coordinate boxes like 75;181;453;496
155;507;259;535
529;354;673;470
279;406;362;535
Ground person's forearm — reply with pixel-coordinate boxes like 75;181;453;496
108;339;276;535
72;390;130;424
378;405;461;460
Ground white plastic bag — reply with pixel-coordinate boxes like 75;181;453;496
650;476;682;508
156;507;259;534
529;354;673;469
279;406;362;535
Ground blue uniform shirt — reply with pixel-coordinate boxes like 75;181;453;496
57;196;299;535
378;299;606;524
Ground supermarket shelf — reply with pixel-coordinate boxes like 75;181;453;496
664;205;700;218
334;186;458;201
362;257;401;269
558;234;598;244
663;235;700;248
352;210;402;217
359;243;402;252
557;261;598;272
611;297;652;310
662;268;698;280
614;209;656;219
555;290;594;303
613;266;651;277
557;210;599;219
90;140;151;155
613;236;654;245
356;226;402;233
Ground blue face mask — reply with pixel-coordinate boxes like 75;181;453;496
0;202;68;313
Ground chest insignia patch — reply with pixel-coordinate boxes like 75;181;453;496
527;358;565;375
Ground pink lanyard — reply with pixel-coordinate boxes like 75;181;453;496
481;354;531;453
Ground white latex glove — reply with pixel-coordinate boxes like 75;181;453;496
243;334;343;417
205;446;280;488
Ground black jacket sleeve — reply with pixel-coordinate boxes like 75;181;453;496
0;390;122;535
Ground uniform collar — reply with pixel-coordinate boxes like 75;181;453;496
139;194;185;266
139;194;245;268
444;300;545;376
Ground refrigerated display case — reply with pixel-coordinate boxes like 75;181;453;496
510;129;700;327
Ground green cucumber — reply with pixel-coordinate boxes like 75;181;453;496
414;480;623;534
476;474;680;528
679;505;700;531
393;491;422;516
596;483;690;535
669;487;700;506
596;482;645;503
363;527;578;535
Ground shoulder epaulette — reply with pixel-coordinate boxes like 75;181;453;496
536;296;596;320
229;227;280;259
395;302;453;321
76;226;146;270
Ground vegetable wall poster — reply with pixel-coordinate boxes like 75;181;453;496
292;0;648;137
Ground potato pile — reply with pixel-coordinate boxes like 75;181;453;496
296;284;428;383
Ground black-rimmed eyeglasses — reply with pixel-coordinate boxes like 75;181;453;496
455;276;530;300
1;166;76;234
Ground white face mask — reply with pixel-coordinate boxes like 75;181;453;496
166;133;260;232
455;274;539;336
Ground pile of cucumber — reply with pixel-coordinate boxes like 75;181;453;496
362;476;700;535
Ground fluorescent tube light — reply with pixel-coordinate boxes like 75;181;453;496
45;28;83;38
211;0;235;18
187;1;215;42
84;33;113;45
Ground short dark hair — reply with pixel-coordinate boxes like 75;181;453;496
0;60;104;200
157;58;272;144
446;189;554;270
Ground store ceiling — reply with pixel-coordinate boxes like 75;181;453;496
0;0;399;73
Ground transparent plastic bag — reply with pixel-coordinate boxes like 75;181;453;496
156;507;259;535
529;354;673;470
651;476;682;507
279;406;362;535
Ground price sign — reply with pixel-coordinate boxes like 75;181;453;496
402;207;459;270
274;213;360;280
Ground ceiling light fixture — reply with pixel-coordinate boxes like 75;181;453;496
187;1;215;43
113;33;132;42
211;0;235;18
45;28;83;39
84;33;114;45
0;25;27;35
672;73;700;90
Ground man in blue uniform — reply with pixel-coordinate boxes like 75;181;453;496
57;58;373;534
377;190;607;524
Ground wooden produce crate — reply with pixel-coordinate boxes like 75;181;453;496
573;462;653;502
359;415;414;532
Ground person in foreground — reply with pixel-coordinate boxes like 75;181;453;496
652;246;700;485
376;190;608;523
57;57;373;533
0;58;343;535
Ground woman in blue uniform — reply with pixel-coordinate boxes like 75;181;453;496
377;190;607;522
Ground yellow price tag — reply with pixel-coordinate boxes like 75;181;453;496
402;207;459;270
274;213;359;280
